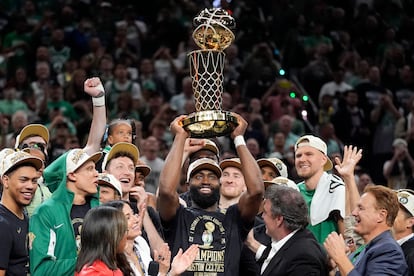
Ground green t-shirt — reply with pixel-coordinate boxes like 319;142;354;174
299;182;339;244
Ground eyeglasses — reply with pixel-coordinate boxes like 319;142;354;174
19;142;47;153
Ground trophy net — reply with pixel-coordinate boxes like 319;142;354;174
188;50;225;111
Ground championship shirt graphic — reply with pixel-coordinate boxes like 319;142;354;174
187;214;226;274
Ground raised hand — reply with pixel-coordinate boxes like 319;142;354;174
84;77;104;98
154;243;172;275
169;115;189;137
230;112;248;139
334;145;362;179
169;244;199;276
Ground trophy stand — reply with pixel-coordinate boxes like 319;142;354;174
181;8;238;138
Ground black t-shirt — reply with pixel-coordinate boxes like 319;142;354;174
70;202;90;253
0;204;30;275
162;204;253;276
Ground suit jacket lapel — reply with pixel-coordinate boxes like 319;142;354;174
262;230;304;276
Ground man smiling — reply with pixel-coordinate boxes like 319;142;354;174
158;113;264;275
324;185;407;275
0;149;43;275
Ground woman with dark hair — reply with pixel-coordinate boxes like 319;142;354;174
75;205;133;275
105;200;198;276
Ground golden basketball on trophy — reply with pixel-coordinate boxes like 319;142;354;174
181;8;238;138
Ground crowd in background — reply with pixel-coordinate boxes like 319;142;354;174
1;0;414;186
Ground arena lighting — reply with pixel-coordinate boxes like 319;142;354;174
302;95;309;102
289;91;296;98
279;68;285;76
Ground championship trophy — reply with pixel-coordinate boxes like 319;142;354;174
182;8;238;138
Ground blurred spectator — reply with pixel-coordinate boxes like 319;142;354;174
2;15;32;75
95;54;113;85
0;85;28;119
318;122;343;157
370;90;402;184
46;80;79;123
383;138;414;190
267;114;300;154
318;94;335;125
21;0;42;31
3;110;28;147
356;171;374;194
169;76;193;113
224;44;242;83
267;132;295;169
30;61;52;114
261;78;302;122
138;58;168;101
48;28;70;74
109;92;140;121
152;46;179;99
347;58;370;87
9;67;33;100
115;10;148;62
318;66;352;107
304;22;333;59
140;136;165;194
64;68;88;104
242;42;280;99
246;137;262;159
332;89;371;146
104;62;142;110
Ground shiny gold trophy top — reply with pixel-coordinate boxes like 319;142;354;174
182;8;238;138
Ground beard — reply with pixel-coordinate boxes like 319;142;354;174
189;185;220;209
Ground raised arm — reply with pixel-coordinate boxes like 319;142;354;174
233;113;264;221
158;115;189;221
82;77;107;155
334;145;362;215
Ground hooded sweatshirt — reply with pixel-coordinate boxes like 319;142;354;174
29;152;100;276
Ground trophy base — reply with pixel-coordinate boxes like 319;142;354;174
182;110;238;138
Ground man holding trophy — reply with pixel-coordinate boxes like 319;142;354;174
158;8;264;275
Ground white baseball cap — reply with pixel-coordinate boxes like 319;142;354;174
397;189;414;217
187;158;222;182
0;149;43;178
294;135;333;171
98;173;123;196
264;176;299;191
257;158;288;178
66;149;102;175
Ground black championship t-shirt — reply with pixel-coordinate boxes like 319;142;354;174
163;204;253;276
70;202;91;253
0;204;30;275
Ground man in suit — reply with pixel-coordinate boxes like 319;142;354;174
324;185;408;275
260;184;329;275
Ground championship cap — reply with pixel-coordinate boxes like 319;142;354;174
294;135;333;171
66;149;102;175
257;158;288;178
187;158;222;182
263;176;299;191
0;149;43;178
135;160;151;177
98;173;123;196
397;189;414;217
219;158;242;171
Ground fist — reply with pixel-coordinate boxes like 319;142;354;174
84;77;104;97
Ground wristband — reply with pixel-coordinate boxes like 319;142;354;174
234;135;246;148
92;95;105;107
